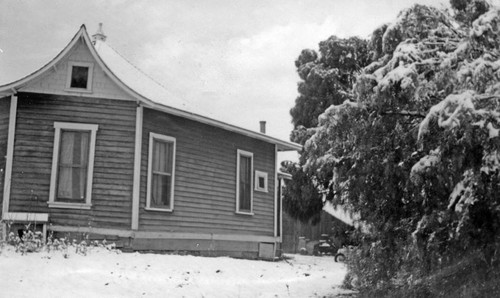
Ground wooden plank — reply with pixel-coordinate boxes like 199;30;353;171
139;220;274;236
3;212;49;222
19;104;136;117
140;209;273;227
17;114;136;131
10;93;136;230
139;108;276;236
2;95;17;218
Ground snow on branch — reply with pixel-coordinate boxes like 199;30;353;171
471;7;500;38
448;170;476;214
381;110;426;118
410;148;440;180
378;64;417;92
417;91;476;140
481;150;500;174
303;100;361;172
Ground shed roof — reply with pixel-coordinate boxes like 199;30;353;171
0;25;301;152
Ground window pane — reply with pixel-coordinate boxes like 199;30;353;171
57;167;73;199
151;173;171;208
239;155;251;211
259;176;265;188
153;140;173;173
57;130;89;202
70;66;89;89
150;138;174;209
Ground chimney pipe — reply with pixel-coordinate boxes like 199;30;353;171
92;23;107;43
259;121;266;134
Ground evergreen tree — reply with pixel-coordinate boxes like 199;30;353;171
288;1;500;295
283;36;371;222
290;36;371;144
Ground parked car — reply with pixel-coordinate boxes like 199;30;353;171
334;245;358;262
312;234;339;256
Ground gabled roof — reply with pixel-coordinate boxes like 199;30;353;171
0;25;301;152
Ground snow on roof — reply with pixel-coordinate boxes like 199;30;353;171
91;36;300;151
0;25;301;151
90;28;300;151
94;40;197;115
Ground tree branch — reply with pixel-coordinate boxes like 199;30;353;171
381;110;426;118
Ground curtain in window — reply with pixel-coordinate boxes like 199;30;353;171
151;140;173;208
57;130;89;201
239;155;251;211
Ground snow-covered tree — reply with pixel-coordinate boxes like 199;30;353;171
283;36;371;225
293;2;500;295
290;36;370;144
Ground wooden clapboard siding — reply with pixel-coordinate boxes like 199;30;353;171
139;108;276;236
9;92;136;229
0;96;10;214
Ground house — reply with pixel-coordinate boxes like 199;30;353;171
0;24;301;258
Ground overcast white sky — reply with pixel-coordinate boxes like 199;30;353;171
1;0;452;143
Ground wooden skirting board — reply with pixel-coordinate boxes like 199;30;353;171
49;225;279;243
48;225;278;258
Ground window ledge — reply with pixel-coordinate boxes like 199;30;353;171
48;202;92;210
236;211;254;216
64;88;93;93
145;207;173;213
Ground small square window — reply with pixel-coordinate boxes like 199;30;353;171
255;171;268;192
66;62;93;92
70;66;89;89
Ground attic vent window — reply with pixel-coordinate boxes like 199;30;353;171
254;170;268;192
71;66;89;88
66;61;93;92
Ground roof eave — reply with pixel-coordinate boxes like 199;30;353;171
0;25;302;152
144;101;302;152
0;25;88;97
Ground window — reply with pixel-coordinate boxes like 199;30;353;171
49;122;98;209
254;170;268;192
66;62;93;91
146;133;176;211
236;149;253;214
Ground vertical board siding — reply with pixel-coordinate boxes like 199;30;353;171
0;97;11;214
140;108;276;236
9;92;136;229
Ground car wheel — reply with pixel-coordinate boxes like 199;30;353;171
335;253;345;262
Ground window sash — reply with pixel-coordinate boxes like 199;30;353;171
151;172;172;208
147;133;176;211
152;140;173;174
239;155;252;211
254;170;268;192
236;150;253;214
56;130;90;202
49;122;98;209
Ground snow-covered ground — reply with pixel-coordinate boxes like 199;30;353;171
0;246;351;298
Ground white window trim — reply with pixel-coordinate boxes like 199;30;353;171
236;149;254;215
48;122;98;210
254;170;268;193
146;133;176;212
65;61;94;92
